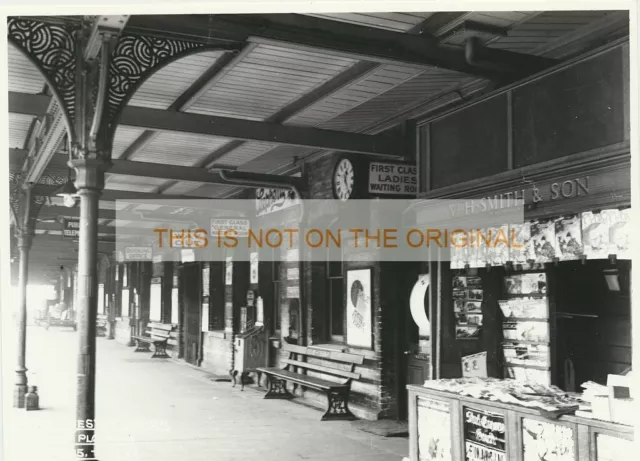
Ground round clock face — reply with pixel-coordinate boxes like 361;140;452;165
333;158;354;201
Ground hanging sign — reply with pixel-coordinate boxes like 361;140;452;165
62;218;80;239
250;252;259;284
256;188;299;216
210;218;250;237
463;407;506;461
368;162;417;195
125;246;153;261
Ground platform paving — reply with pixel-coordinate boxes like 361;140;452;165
2;323;409;461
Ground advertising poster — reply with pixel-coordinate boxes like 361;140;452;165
453;276;483;340
530;220;556;263
504;273;547;295
149;281;162;321
607;208;631;259
250;252;259;284
510;223;533;265
488;225;510;266
463;407;506;461
581;211;609;259
522;419;574;461
346;269;372;349
201;303;209;332
503;320;549;343
499;298;549;319
417;398;451;461
554;215;583;260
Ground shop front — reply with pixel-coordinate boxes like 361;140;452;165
405;38;632;461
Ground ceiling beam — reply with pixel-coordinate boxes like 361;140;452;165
10;91;403;156
126;14;506;79
8;92;50;116
118;106;401;156
109;159;307;189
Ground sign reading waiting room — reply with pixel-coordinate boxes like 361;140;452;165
369;162;417;195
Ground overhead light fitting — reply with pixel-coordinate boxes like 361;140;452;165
57;166;78;208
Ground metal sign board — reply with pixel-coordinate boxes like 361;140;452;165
62;218;80;239
210;218;250;237
369;162;417;195
124;247;153;261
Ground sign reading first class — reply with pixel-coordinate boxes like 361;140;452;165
369;162;417;195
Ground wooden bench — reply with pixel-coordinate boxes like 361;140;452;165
132;323;177;358
96;315;108;337
257;342;364;421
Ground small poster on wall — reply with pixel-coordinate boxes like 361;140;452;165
346;269;372;349
250;252;259;284
463;407;506;461
417;398;452;461
510;223;533;265
452;276;483;340
581;211;609;259
201;303;209;332
555;215;583;260
225;256;233;285
521;418;574;461
504;273;547;295
530;220;556;263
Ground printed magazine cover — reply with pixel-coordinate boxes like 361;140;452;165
530;220;556;263
554;215;583;260
581;211;609;259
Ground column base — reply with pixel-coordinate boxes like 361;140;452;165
13;384;27;408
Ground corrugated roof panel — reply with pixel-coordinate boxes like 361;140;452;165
131;132;231;166
488;11;613;53
105;174;166;192
112;126;147;159
186;44;358;121
305;12;434;32
128;51;224;110
285;64;424;127
9;113;35;148
8;44;45;93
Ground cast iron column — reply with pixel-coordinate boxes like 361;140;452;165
72;159;107;460
13;231;32;408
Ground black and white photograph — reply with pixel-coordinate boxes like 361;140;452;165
0;2;637;461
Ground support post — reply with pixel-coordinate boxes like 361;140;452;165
71;158;108;460
13;231;32;408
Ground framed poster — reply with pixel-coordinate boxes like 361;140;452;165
170;288;179;324
417;397;451;461
463;407;506;461
346;268;372;349
149;280;162;321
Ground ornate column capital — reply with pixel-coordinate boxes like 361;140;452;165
68;158;110;191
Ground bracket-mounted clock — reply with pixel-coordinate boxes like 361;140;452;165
333;157;355;201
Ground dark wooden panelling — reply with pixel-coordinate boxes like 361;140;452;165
430;95;508;189
513;48;625;167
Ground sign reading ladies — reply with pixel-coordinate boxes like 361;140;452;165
369;162;417;195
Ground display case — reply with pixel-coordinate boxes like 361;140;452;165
408;385;633;461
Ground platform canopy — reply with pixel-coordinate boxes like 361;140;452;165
7;11;629;284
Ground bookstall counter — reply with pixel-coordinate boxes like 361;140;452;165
407;384;633;461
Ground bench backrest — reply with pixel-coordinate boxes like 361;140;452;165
281;342;364;382
145;322;178;346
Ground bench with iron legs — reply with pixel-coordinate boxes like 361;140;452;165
96;314;108;337
131;322;177;358
257;342;364;421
